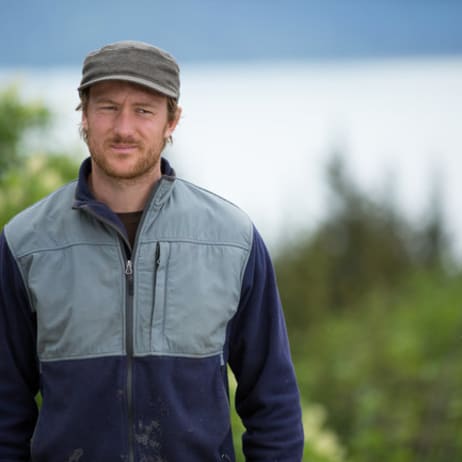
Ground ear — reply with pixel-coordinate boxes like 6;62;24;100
165;106;182;138
81;110;88;131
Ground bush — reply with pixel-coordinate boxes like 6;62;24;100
290;269;462;462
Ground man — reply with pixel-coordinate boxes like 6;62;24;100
0;41;304;461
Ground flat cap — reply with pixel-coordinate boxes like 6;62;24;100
78;41;180;99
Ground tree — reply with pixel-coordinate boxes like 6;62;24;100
0;84;79;227
275;152;450;333
273;151;460;462
0;85;51;175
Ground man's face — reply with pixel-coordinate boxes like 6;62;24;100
82;80;179;182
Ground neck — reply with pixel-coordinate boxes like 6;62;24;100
89;163;161;213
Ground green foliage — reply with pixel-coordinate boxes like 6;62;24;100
0;86;79;228
274;154;460;461
276;154;450;334
0;85;51;175
0;154;79;227
291;270;462;462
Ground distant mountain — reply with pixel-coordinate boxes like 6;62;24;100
3;0;462;66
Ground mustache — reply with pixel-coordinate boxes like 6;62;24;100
109;135;141;145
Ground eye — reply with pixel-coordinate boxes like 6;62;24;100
136;108;153;115
99;105;117;112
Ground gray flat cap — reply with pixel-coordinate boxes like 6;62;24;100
78;41;180;99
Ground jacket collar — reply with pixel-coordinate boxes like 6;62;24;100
72;157;176;242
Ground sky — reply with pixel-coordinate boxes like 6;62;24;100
1;1;462;254
2;1;462;66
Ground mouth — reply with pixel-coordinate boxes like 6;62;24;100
110;143;139;153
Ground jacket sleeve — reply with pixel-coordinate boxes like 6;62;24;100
228;226;304;461
0;230;39;460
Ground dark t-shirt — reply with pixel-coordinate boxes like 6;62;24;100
117;211;143;248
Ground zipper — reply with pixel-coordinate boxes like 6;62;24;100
125;258;135;462
125;260;134;296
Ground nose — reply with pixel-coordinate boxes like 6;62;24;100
113;106;135;139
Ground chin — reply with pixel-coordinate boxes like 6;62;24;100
92;151;160;181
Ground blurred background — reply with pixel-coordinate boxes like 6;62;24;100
1;1;462;460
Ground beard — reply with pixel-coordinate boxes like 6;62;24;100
85;129;166;182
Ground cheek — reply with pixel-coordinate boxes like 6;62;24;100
141;124;167;142
86;118;112;139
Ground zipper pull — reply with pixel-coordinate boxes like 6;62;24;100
125;259;134;296
155;242;160;267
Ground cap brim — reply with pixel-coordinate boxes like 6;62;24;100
78;74;178;98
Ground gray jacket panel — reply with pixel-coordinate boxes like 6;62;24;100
5;177;253;361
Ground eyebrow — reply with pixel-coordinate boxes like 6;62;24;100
93;96;162;108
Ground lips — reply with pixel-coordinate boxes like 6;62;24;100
108;141;140;153
112;144;137;149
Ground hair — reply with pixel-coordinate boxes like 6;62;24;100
76;86;179;145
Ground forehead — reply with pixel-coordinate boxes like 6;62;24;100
88;80;167;103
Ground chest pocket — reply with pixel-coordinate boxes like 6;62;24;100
134;240;247;357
